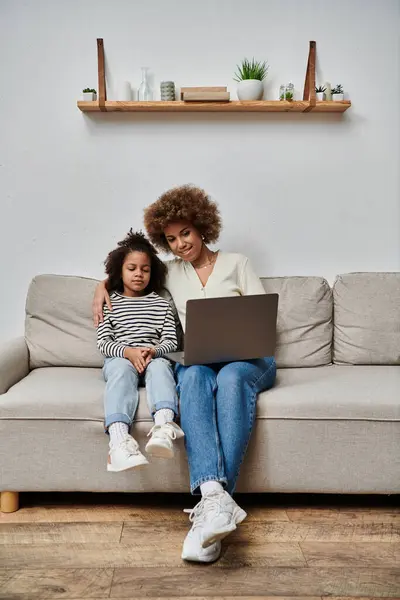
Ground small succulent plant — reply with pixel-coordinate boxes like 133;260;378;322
315;85;326;93
331;84;344;94
83;88;97;94
280;91;293;101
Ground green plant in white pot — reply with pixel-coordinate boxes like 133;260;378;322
315;85;326;101
234;58;269;101
82;87;97;101
332;84;344;101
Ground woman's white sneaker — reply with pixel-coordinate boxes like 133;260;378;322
181;526;221;563
107;435;149;472
145;422;184;459
198;490;247;548
181;506;221;563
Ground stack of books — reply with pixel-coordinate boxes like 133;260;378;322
181;86;230;102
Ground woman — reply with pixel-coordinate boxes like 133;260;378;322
93;184;276;563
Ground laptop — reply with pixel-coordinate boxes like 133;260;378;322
166;293;278;366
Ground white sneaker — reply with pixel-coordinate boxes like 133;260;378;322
194;490;247;548
145;422;184;459
107;435;149;472
181;507;221;563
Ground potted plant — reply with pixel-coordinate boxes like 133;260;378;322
315;85;326;101
82;88;97;101
332;84;344;101
234;58;269;101
279;90;293;101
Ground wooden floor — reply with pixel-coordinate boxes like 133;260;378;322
0;492;399;599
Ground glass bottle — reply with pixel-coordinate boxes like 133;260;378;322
138;67;152;101
279;84;285;101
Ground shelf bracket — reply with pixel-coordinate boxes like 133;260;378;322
97;38;107;112
302;41;316;112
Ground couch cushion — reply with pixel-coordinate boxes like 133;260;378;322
261;277;332;367
333;272;400;365
259;365;400;421
2;365;398;424
25;275;182;368
0;367;152;423
25;275;104;369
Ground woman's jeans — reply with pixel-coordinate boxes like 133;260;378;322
175;356;276;495
103;357;178;430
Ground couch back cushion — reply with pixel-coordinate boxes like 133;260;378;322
333;272;400;365
261;276;332;367
25;275;104;368
25;274;183;368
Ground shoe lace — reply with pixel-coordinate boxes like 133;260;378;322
121;436;140;455
183;492;222;527
147;423;178;440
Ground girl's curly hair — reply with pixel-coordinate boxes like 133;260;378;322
143;184;222;252
104;229;167;294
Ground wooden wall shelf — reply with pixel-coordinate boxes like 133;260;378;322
77;100;351;113
78;40;351;116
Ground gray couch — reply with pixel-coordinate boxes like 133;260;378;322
1;272;399;512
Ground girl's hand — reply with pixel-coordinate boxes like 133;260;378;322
124;347;150;374
93;280;111;327
143;347;156;367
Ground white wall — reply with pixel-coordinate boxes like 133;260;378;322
1;0;399;341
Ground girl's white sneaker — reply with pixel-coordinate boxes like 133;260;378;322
107;435;149;472
145;422;184;459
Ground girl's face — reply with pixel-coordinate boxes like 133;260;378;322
164;220;203;262
122;251;151;296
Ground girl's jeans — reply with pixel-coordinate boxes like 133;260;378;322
103;357;178;430
175;357;276;495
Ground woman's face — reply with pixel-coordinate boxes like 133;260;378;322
164;220;203;262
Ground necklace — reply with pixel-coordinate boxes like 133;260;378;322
193;251;216;270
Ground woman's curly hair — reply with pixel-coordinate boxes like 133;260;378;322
104;229;167;294
143;184;222;252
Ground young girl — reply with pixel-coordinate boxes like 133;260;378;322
97;229;184;472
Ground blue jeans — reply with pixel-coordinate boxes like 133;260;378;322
175;356;276;495
103;357;178;430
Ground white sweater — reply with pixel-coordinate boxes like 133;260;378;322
166;252;265;332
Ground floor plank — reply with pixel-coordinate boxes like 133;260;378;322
337;509;400;524
110;567;400;597
0;503;189;523
286;507;400;524
76;597;323;600
0;522;122;544
0;503;288;524
0;568;113;599
301;542;400;567
0;541;305;569
120;520;399;544
286;507;340;522
67;597;323;600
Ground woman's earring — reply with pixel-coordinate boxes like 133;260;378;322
202;235;205;240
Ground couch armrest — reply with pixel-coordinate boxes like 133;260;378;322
0;337;30;395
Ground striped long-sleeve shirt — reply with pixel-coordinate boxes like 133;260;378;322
97;291;178;359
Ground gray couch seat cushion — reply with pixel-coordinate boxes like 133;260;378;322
259;365;400;421
0;367;152;423
2;366;399;424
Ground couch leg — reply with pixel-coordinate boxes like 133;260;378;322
1;492;20;513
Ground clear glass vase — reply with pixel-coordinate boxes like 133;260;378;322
138;67;152;101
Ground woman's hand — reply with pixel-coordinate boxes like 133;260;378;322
93;280;111;327
124;347;152;374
